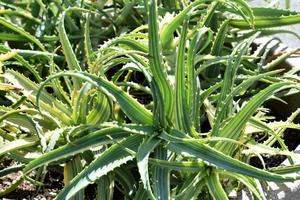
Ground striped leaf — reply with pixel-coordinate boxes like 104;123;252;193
23;126;151;174
207;171;228;200
148;0;174;124
55;135;143;200
137;136;160;199
37;71;153;125
162;129;300;182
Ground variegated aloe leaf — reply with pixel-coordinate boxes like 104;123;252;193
211;32;260;136
216;82;299;155
4;70;72;124
0;108;41;134
0;17;46;51
55;134;144;200
64;156;84;200
152;146;170;200
175;19;190;132
137;136;160;199
230;14;300;29
0;45;42;82
207;171;228;200
161;129;300;182
0;136;38;157
217;170;266;200
159;0;204;48
23;125;153;173
148;0;173;125
37;71;153;124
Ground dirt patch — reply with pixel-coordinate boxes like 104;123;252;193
0;159;63;200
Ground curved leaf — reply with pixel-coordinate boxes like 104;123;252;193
162;129;300;182
37;71;153;125
207;171;228;200
148;0;174;124
23;126;152;174
0;137;38;157
0;17;45;51
137;136;160;200
55;135;143;200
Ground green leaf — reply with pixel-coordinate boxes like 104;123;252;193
218;170;266;200
248;7;298;17
134;184;149;200
96;173;114;200
225;0;254;27
137;136;160;200
0;9;40;23
162;129;300;182
64;156;85;200
37;71;153;125
58;9;82;89
153;146;170;200
148;0;173;125
212;70;283;138
55;135;143;200
5;70;72;124
230;14;300;29
23;125;152;174
72;83;93;124
0;137;38;157
216;82;298;154
160;0;204;48
263;48;299;70
175;19;189;132
207;171;228;200
84;13;93;67
149;158;205;171
0;45;42;82
176;171;206;199
187;27;209;131
86;92;111;125
271;164;300;174
0;164;24;177
0;17;46;51
242;143;300;161
207;20;229;77
211;33;259;136
0;108;41;135
109;37;148;53
114;168;136;199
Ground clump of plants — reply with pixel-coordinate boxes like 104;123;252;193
1;0;300;199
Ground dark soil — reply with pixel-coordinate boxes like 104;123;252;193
0;159;63;200
250;128;300;169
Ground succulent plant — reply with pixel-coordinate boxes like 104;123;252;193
1;0;300;199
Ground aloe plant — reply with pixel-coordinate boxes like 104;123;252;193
1;0;300;199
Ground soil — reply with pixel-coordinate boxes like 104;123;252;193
250;128;300;169
0;159;63;200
